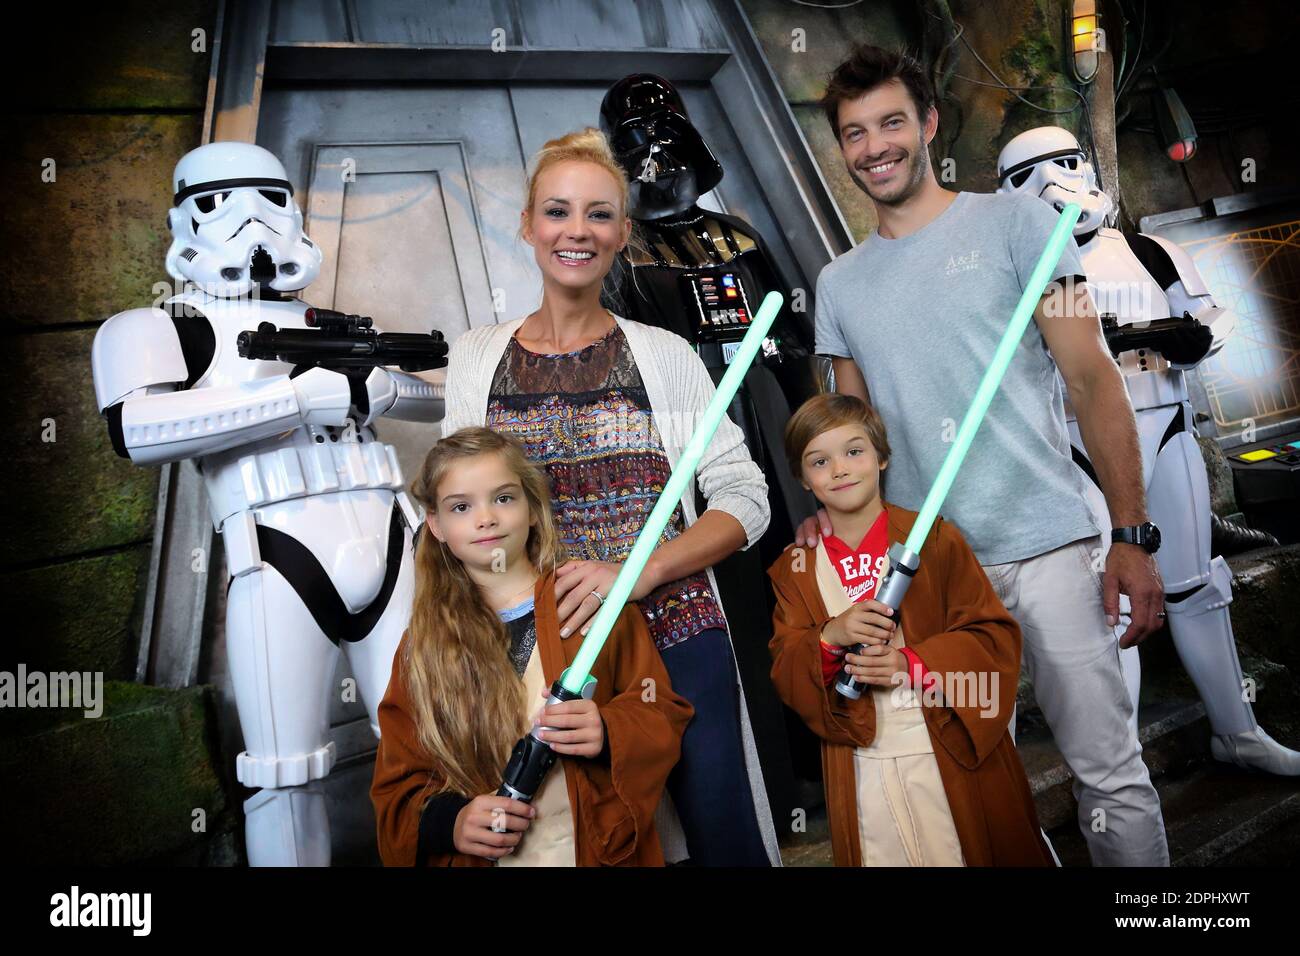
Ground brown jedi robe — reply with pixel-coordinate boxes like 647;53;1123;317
768;502;1054;867
371;568;694;867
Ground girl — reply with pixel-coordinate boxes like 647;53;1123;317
439;128;780;866
371;426;692;866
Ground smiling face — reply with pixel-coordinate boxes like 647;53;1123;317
836;78;937;208
799;423;888;516
521;160;632;293
426;452;536;574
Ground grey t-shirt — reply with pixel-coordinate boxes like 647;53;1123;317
815;190;1099;565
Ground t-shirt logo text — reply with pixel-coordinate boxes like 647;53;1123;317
944;249;982;276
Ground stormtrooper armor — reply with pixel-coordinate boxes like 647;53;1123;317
999;127;1298;776
91;142;447;864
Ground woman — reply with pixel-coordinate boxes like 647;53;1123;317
439;127;780;866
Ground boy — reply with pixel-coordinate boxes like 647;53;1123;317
768;394;1052;866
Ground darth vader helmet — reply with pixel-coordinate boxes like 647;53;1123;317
600;74;723;220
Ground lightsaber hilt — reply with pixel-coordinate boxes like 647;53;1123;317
834;541;920;700
495;668;597;807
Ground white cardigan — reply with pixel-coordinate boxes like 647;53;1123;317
441;314;771;548
440;313;781;866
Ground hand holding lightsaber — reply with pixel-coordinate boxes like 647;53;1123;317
835;203;1083;698
496;291;787;804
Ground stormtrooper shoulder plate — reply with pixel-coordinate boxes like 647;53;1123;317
1123;231;1212;298
1082;228;1168;325
92;304;217;411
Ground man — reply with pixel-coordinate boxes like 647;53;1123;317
802;43;1169;866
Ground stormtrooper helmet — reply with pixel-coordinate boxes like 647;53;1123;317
997;126;1114;235
165;141;322;297
600;74;723;220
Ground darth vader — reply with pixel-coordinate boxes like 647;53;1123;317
599;74;834;821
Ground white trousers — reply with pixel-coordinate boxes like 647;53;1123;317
983;536;1170;866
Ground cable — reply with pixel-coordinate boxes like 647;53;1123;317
953;21;1081;115
941;16;1103;191
1115;0;1147;103
1179;162;1200;205
1111;0;1130;94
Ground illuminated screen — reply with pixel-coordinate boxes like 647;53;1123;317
1236;448;1278;462
1146;197;1300;444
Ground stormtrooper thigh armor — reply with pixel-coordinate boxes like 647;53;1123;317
225;490;416;867
1069;406;1250;738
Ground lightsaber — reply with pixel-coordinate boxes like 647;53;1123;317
836;203;1083;698
496;291;786;804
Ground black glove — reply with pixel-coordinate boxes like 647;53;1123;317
1154;318;1213;365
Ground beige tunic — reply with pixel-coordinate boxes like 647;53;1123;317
814;540;965;867
498;643;577;867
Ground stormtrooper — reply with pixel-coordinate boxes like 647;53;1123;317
998;127;1298;775
90;141;446;864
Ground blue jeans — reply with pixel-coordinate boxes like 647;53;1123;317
660;627;771;866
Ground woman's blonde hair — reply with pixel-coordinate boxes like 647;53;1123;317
405;426;566;797
521;127;649;311
523;126;631;220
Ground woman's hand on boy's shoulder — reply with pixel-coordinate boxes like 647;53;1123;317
793;508;833;549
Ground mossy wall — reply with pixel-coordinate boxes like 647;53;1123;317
741;0;1296;236
0;0;233;866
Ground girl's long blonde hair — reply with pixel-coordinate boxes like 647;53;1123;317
405;427;565;797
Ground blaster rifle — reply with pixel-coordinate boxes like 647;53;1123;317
236;307;448;373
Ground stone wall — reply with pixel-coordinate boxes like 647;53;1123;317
0;1;234;865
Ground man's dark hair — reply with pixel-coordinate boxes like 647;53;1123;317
820;44;935;139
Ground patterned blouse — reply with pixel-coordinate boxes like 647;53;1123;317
485;323;726;652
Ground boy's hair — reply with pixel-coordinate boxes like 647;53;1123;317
820;44;935;139
404;426;565;798
784;393;892;479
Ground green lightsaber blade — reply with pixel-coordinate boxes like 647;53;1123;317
560;290;785;693
902;202;1082;554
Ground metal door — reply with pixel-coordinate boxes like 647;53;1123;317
169;0;847;865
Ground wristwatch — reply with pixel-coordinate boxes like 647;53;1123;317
1112;522;1162;554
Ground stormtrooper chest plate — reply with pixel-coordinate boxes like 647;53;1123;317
1081;229;1172;328
173;293;406;527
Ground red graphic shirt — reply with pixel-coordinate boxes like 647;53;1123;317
818;508;929;687
824;509;890;603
